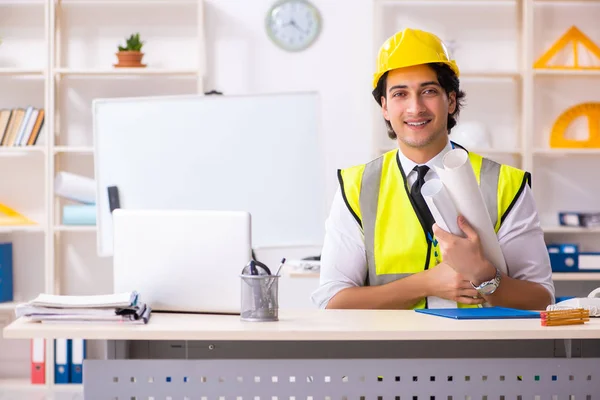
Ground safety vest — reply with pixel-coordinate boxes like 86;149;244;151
338;144;531;309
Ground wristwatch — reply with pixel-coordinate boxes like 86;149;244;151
471;268;501;296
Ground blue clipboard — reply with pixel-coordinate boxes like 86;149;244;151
415;307;540;320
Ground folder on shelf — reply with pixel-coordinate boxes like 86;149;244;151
54;338;71;384
70;339;86;384
54;171;96;205
30;338;45;384
0;243;13;303
415;307;541;320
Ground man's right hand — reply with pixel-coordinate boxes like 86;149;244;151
424;262;486;305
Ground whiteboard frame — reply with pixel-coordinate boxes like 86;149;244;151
92;92;327;257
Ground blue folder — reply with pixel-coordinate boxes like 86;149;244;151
415;307;540;320
54;338;71;384
0;243;13;303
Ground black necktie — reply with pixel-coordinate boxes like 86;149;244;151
410;165;435;235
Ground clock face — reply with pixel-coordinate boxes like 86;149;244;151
266;0;321;52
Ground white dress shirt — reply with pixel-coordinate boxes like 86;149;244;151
311;141;555;309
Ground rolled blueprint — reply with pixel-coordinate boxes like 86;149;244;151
421;179;463;238
55;171;96;204
62;204;96;225
421;179;463;309
432;148;507;275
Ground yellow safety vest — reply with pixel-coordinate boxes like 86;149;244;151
338;143;530;309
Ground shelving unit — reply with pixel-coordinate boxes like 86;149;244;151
0;0;206;393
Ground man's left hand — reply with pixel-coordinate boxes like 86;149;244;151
432;215;496;284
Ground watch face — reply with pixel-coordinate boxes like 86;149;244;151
478;282;497;296
265;0;321;52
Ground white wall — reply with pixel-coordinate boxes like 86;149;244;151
200;0;375;309
204;0;375;203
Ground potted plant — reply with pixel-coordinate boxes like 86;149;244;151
114;33;146;68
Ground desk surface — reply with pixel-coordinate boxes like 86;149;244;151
3;309;600;341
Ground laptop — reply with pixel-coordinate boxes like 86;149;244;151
112;209;252;314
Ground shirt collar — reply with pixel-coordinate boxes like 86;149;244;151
397;139;454;177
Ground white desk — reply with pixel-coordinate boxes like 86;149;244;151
4;309;600;399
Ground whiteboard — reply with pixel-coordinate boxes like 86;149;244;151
93;92;326;257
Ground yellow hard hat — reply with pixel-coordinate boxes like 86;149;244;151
372;28;460;89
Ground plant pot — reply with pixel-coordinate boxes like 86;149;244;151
114;51;146;68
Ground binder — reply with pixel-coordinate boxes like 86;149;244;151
0;243;13;303
54;338;71;384
30;338;45;384
415;307;541;320
70;339;86;384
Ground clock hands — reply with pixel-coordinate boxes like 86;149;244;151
281;18;308;35
289;19;308;35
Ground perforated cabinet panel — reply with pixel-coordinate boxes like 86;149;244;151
84;358;599;400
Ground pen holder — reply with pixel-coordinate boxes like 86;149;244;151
240;274;279;322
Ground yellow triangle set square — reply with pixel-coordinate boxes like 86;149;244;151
534;26;600;70
0;203;36;226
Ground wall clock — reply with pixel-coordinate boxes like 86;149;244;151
265;0;322;52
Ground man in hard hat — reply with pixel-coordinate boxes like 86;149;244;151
311;28;554;310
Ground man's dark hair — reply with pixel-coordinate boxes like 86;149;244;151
371;63;466;140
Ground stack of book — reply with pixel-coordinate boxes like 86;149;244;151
0;107;45;147
15;291;151;324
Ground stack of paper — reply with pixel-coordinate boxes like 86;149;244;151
15;291;151;325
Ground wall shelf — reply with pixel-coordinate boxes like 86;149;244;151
0;226;45;233
0;302;17;313
53;146;93;154
543;226;600;234
0;69;45;76
552;272;600;281
533;149;600;156
534;69;600;77
460;72;521;81
0;378;83;393
0;147;46;156
54;225;97;233
54;68;200;77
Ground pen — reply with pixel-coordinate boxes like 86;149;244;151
249;260;258;275
273;257;286;277
266;258;286;291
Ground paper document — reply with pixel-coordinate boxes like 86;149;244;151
421;179;463;237
29;292;139;309
17;292;150;325
425;148;507;275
